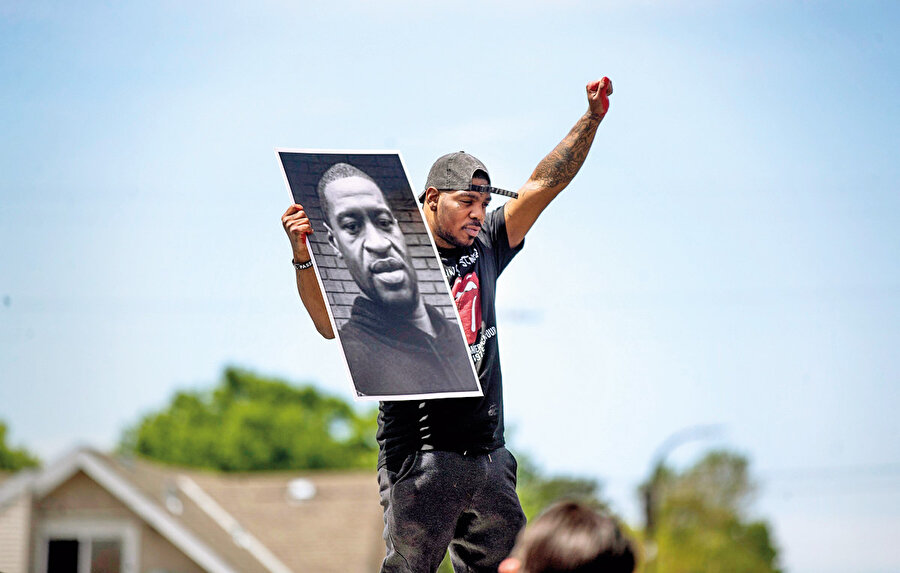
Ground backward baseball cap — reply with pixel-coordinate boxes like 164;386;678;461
419;151;490;202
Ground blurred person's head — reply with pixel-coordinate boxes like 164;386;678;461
498;501;636;573
317;163;419;315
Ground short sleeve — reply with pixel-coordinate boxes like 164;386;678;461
484;203;524;276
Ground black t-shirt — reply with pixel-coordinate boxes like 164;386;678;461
377;205;523;471
339;298;478;397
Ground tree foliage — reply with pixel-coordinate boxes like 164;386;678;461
121;367;378;471
640;450;781;573
0;420;40;470
515;453;608;521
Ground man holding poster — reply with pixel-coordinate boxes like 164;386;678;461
314;161;479;397
282;77;613;572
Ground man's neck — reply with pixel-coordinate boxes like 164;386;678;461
408;299;436;338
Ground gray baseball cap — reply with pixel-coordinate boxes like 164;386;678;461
419;151;519;202
419;151;490;202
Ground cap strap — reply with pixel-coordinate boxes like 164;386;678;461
469;184;519;199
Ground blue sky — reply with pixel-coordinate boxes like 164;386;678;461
2;1;898;572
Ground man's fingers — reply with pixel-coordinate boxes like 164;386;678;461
585;77;613;118
288;219;313;235
282;203;307;217
283;204;314;239
282;204;313;261
282;208;310;227
600;76;613;96
586;77;613;98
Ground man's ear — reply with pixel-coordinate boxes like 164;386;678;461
498;557;520;573
424;187;441;211
324;223;342;259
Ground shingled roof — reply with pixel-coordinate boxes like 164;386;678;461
0;447;385;573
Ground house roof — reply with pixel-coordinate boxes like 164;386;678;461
184;467;385;572
1;447;384;573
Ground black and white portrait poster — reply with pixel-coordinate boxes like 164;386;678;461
277;150;482;401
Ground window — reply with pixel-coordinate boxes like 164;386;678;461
37;520;137;573
47;539;78;573
46;537;122;573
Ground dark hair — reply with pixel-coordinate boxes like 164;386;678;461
316;162;378;219
516;501;636;573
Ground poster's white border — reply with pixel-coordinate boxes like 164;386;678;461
275;148;483;402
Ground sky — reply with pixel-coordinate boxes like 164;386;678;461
1;1;898;571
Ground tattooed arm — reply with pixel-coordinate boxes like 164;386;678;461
504;77;613;248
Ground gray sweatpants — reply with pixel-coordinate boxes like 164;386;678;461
378;447;526;573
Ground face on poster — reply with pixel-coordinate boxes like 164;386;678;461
277;150;483;402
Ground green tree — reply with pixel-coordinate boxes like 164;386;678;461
121;367;378;471
640;450;781;573
0;420;40;470
515;453;608;521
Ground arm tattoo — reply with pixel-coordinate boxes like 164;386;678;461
531;113;600;190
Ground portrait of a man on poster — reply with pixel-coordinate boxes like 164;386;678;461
278;150;482;401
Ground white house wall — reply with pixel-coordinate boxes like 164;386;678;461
0;493;32;573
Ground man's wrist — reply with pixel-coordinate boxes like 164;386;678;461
292;257;313;271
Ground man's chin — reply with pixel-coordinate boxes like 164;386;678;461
447;233;476;248
435;227;476;249
373;291;418;316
